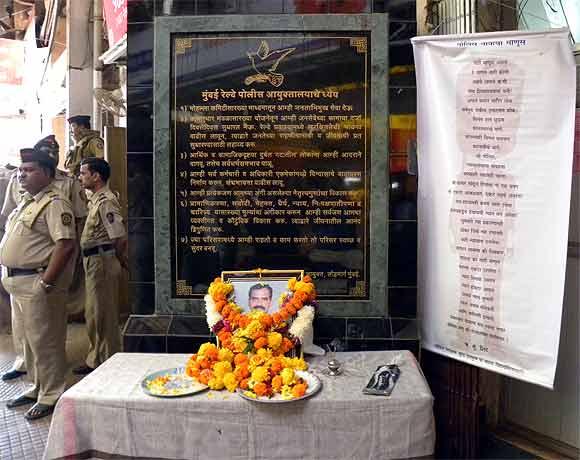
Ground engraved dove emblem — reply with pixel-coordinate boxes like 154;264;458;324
244;40;296;87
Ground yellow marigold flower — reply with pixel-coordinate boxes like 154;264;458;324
218;348;234;363
288;357;308;371
213;361;233;378
208;376;225;390
198;342;218;357
281;384;293;399
294;281;314;295
223;372;238;392
281;367;295;385
232;338;248;353
256;348;272;361
251;366;269;383
267;332;283;350
245;320;264;339
249;354;265;371
287;277;297;290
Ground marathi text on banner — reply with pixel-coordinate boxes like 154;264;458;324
412;29;576;388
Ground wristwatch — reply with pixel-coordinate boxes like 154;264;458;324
39;278;55;292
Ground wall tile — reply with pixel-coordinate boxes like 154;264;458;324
346;339;392;351
391;318;418;338
390;86;417;114
347;318;390;339
128;0;155;22
127;154;154;218
128;219;155;282
389;172;417;220
129;282;156;314
388;222;417;286
124;335;166;352
168;316;210;335
128;23;154;86
167;336;211;353
313;317;346;339
127;86;153;152
388;287;417;318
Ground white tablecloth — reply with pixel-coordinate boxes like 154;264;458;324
44;350;435;460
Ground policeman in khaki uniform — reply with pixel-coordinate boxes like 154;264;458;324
1;147;76;420
74;157;127;375
0;135;87;382
66;115;104;176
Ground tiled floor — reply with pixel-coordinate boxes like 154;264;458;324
0;324;89;460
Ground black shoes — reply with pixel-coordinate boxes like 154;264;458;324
72;365;94;375
1;370;27;381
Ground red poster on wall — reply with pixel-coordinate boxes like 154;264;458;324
0;39;24;85
103;0;127;46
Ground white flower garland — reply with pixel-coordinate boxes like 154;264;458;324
288;305;315;344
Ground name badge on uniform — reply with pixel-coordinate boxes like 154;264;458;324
106;212;115;223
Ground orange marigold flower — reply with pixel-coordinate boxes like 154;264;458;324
286;305;297;316
234;364;250;380
198;368;213;385
221;305;231;317
271;375;283;392
253;382;270;397
279;309;290;321
187;367;201;379
234;353;248;366
198;357;211;370
303;275;312;283
259;315;273;328
239;378;249;390
272;313;282;324
254;337;268;349
292;383;307;398
282;337;294;353
270;358;283;374
214;277;222;283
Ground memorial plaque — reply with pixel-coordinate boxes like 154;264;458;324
155;16;388;314
172;32;370;299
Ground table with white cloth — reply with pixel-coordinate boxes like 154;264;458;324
43;350;435;460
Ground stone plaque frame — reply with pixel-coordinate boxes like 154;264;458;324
154;14;389;316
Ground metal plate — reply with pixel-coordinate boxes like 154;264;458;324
141;367;208;398
237;370;322;403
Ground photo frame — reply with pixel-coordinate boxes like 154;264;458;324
222;269;304;314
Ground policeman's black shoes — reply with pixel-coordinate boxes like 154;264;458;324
1;369;27;381
6;394;36;409
24;402;55;421
72;365;94;375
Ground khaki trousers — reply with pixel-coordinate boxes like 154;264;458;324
1;272;67;405
83;252;121;368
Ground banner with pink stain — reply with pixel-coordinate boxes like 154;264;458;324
412;29;576;388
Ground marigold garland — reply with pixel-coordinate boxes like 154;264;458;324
187;276;317;398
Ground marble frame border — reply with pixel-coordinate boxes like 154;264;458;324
154;14;389;316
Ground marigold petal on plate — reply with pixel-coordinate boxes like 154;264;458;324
253;382;270;397
239;378;250;390
254;337;268;349
271;375;283;392
291;383;307;398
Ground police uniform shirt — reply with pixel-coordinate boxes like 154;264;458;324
1;170;87;220
0;185;75;269
81;186;125;250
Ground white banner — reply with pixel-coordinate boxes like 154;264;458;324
412;29;576;388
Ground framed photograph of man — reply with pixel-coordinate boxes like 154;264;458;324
222;269;304;314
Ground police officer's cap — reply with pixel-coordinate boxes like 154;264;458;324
67;115;91;126
20;147;57;169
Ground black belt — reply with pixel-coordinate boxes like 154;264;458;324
82;244;114;257
6;267;46;277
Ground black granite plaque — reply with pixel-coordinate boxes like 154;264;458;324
170;32;371;299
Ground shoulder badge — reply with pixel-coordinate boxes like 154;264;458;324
61;212;73;226
106;212;115;223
